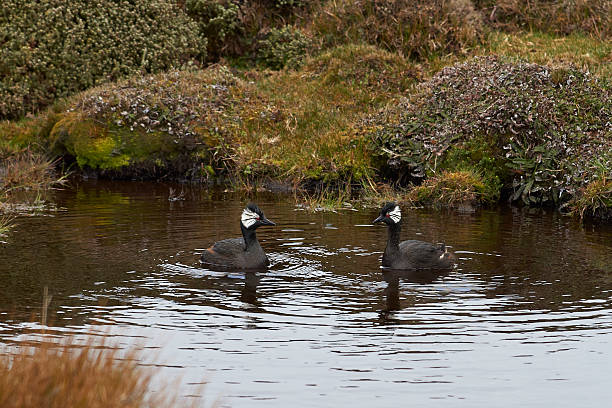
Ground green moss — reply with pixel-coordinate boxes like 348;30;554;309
49;114;127;169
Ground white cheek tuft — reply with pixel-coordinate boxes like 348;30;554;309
388;206;401;223
241;208;258;228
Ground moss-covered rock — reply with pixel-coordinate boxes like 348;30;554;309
47;67;257;180
371;56;612;208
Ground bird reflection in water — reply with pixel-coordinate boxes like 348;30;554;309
240;271;261;305
379;268;449;323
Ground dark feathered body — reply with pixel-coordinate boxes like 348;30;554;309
201;236;269;269
382;229;453;269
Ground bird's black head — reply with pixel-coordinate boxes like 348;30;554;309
373;202;402;225
241;203;275;230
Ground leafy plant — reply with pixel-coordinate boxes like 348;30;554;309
185;0;243;60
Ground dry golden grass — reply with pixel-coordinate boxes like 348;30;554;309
0;340;188;408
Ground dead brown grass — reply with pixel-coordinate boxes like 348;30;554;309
0;149;65;194
310;0;485;60
474;0;611;38
0;340;184;408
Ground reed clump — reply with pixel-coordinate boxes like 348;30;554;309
0;341;175;408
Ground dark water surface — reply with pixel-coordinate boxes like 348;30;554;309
1;181;612;407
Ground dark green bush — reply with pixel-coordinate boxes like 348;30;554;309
185;0;242;60
257;26;312;70
0;0;206;120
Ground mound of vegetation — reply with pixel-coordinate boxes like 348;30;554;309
311;0;485;60
0;0;206;120
371;56;612;210
47;66;255;180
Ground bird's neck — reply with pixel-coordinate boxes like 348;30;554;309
386;222;401;253
240;224;258;250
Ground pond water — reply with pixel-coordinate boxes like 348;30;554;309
1;180;612;407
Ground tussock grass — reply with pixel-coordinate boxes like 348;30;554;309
0;150;65;194
0;213;13;237
407;170;493;209
570;178;612;220
0;340;185;408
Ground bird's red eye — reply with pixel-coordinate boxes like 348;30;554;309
256;216;260;220
385;213;390;217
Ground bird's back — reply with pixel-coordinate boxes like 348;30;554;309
201;237;269;269
384;239;453;269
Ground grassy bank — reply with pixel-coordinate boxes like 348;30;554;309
0;0;611;219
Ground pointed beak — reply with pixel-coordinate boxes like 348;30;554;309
373;215;385;224
261;217;275;226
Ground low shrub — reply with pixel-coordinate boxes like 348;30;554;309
371;56;612;206
310;0;485;60
185;0;243;60
0;0;206;120
257;26;313;70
